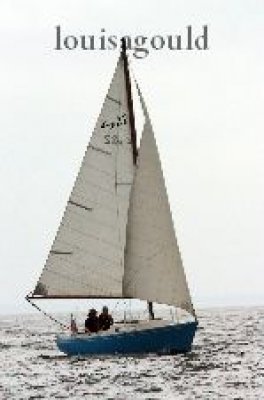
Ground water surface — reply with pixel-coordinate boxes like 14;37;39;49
0;307;263;399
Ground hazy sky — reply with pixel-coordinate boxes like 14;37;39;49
0;1;263;313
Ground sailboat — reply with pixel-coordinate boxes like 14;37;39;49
26;39;198;356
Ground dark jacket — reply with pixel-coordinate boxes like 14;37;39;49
85;316;99;333
99;313;113;331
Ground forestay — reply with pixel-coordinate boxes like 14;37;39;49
33;56;134;298
123;90;195;315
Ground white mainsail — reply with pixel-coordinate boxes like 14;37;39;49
33;55;134;298
123;91;194;315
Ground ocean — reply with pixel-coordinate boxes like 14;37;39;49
0;307;263;399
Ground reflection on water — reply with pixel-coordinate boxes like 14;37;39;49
0;307;263;399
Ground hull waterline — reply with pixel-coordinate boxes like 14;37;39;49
57;321;198;356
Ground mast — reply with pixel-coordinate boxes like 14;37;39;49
148;301;155;320
121;38;137;164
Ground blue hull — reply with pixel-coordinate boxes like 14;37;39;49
57;321;198;356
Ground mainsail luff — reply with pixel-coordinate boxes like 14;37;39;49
31;53;135;299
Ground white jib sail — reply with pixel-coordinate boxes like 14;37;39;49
123;95;194;315
33;56;134;298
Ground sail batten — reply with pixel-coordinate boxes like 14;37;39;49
27;295;133;300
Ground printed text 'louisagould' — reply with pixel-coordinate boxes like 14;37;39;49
54;26;209;59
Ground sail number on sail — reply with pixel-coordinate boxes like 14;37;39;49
101;113;131;145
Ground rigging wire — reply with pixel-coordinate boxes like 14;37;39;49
26;295;69;330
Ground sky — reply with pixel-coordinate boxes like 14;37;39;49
0;0;263;314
